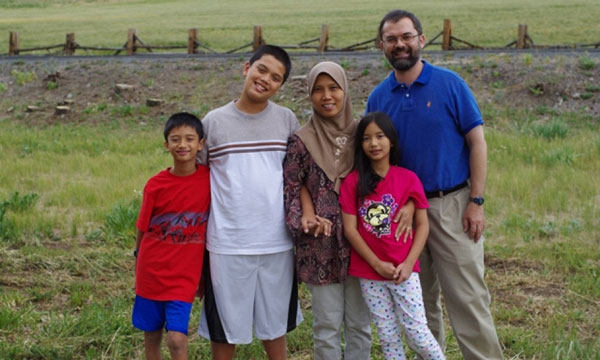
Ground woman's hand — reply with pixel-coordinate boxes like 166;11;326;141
302;214;332;237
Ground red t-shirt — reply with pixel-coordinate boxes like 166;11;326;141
135;165;210;302
339;166;428;281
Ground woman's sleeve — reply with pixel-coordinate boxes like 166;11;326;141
283;135;309;237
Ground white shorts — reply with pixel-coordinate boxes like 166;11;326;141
198;250;303;344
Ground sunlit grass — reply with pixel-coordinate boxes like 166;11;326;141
0;120;167;239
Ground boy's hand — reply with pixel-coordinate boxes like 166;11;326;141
392;262;413;284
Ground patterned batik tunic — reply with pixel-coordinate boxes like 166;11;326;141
283;135;351;285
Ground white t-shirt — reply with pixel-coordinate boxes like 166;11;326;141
201;100;299;255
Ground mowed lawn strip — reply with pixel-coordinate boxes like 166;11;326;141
1;0;600;54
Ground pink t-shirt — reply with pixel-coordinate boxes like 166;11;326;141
339;166;428;281
135;165;210;302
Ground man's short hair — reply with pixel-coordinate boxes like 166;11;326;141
378;9;423;41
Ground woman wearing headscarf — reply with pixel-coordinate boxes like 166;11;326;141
283;62;371;360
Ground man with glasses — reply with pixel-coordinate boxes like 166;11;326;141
365;9;503;360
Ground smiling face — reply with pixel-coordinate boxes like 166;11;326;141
164;125;204;165
362;120;391;165
311;73;345;119
380;17;425;72
241;54;286;105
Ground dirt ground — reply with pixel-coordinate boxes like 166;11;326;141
0;50;598;125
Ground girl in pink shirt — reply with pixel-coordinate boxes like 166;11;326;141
339;112;444;360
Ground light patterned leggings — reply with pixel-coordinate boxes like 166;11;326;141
360;273;445;360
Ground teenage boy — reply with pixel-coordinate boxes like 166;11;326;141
365;9;503;360
197;45;303;360
132;112;210;360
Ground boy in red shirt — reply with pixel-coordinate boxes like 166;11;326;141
132;112;210;360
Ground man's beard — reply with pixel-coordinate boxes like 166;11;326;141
385;46;420;71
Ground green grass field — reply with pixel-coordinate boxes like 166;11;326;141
1;52;599;358
1;0;600;54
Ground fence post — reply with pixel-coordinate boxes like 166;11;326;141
127;28;137;55
9;32;19;56
65;33;75;55
188;28;198;54
442;19;452;50
253;25;265;51
318;24;330;52
517;24;528;49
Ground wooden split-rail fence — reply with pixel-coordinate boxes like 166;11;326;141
6;20;600;56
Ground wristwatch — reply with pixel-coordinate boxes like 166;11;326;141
470;197;485;206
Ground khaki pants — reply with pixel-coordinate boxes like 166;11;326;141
307;276;372;360
418;186;503;360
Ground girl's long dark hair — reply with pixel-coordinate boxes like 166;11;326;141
354;112;401;201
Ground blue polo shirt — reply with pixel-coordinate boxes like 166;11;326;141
366;61;482;192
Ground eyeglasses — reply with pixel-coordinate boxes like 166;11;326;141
381;33;421;46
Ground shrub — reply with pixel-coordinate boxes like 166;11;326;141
578;56;596;71
11;70;37;85
533;119;568;139
0;203;16;241
101;197;141;245
0;192;38;241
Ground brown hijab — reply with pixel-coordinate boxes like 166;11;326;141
296;61;357;193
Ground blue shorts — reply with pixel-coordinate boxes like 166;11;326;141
131;295;192;335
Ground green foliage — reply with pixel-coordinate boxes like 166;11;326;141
0;305;32;331
0;203;16;241
84;103;108;114
578;56;597;71
142;78;154;87
46;81;58;90
3;192;38;212
584;84;600;92
542;147;579;166
532;119;568;139
110;105;148;117
528;85;543;96
0;82;7;92
10;70;37;85
101;197;141;245
0;192;38;241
